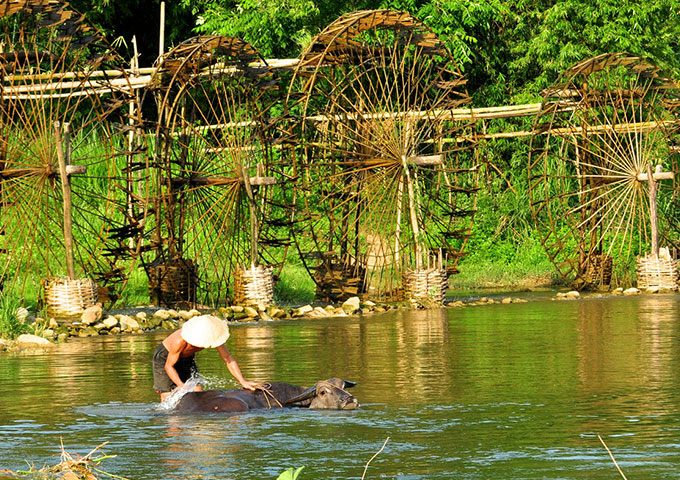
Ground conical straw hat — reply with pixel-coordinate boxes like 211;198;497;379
180;315;230;348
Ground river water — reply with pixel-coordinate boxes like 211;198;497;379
1;293;680;479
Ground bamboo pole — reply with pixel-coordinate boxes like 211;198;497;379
647;164;659;257
238;160;259;268
54;121;76;280
127;36;139;250
159;2;166;59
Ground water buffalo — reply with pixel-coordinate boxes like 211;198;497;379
173;378;359;413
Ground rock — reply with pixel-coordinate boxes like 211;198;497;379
565;291;581;299
161;320;176;330
611;287;624;296
93;322;107;332
16;334;51;345
119;315;140;331
244;306;259;318
166;309;180;318
501;297;512;304
81;304;103;325
293;305;313;317
513;298;528;303
103;316;118;329
645;286;662;294
233;312;249;321
15;307;29;322
57;333;69;341
42;329;55;339
136;312;147;321
361;307;371;314
178;310;194;321
153;309;171;320
487;299;495;304
450;301;465;307
188;309;201;318
267;307;286;319
334;307;348;317
49;318;59;329
342;296;361;314
230;305;245;313
310;307;329;317
110;327;121;335
623;287;640;296
363;300;376;307
126;317;141;331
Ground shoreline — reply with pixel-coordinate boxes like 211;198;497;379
1;283;671;352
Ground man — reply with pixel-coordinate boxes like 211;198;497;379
153;314;258;401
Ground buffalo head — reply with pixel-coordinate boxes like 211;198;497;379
285;378;359;410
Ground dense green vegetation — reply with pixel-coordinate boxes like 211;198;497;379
1;0;675;311
64;0;679;290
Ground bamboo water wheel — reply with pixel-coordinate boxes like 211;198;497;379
147;36;287;307
528;53;680;289
0;0;145;309
285;9;478;302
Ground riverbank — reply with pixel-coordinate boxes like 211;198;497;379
2;282;670;352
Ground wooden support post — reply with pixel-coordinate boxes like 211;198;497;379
403;155;422;270
402;119;422;269
159;2;166;59
647;164;659;258
128;35;139;250
394;175;404;266
238;162;259;268
54;121;75;280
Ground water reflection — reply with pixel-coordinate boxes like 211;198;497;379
2;295;680;479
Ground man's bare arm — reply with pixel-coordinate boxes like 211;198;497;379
164;338;187;388
216;345;258;390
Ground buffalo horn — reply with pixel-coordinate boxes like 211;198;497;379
343;380;356;389
284;386;317;404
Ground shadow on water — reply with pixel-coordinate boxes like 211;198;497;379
2;293;680;478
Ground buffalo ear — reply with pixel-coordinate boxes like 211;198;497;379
285;386;317;404
343;380;357;389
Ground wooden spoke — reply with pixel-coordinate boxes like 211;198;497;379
147;36;285;306
528;53;680;289
0;1;145;302
286;10;478;301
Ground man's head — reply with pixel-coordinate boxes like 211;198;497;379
180;315;230;348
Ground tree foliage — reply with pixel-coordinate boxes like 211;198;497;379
67;0;680;281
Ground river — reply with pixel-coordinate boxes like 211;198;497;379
1;292;679;479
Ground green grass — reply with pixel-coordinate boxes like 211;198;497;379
274;262;316;306
449;236;560;291
117;266;152;307
0;294;31;340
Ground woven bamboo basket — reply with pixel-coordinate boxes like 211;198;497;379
148;257;197;306
402;268;448;304
582;254;613;287
42;277;98;320
233;265;274;306
636;252;679;290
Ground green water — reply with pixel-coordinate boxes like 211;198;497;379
2;293;680;479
